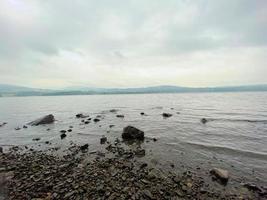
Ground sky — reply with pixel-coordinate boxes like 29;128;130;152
0;0;267;89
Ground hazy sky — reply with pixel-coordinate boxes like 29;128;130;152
0;0;267;89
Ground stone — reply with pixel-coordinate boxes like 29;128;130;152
76;113;89;118
29;114;55;126
80;144;89;151
122;126;144;140
162;113;172;118
201;118;208;124
210;168;229;183
140;112;145;115
93;118;100;122
67;129;72;132
100;136;107;144
23;125;28;129
60;130;66;133
116;114;124;118
0;146;2;153
110;109;118;113
60;133;67;139
32;138;41;141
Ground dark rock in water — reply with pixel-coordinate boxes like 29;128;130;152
60;133;67;139
80;144;89;151
0;147;2;153
110;109;118;113
23;125;28;129
210;168;229;184
15;127;21;130
46;128;50;131
100;136;107;144
201;118;208;124
93;118;100;122
116;114;124;118
60;130;66;133
109;125;115;128
69;126;73;128
85;121;90;124
29;114;55;126
162;113;172;118
76;113;89;118
32;138;40;141
45;141;50;144
153;138;157;142
140;112;145;115
122;126;144;140
67;129;72;132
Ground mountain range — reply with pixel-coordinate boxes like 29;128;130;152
0;84;267;97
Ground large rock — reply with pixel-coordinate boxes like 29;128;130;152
210;168;229;184
28;114;55;126
122;126;144;140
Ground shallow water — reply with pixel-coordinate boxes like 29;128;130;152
0;92;267;185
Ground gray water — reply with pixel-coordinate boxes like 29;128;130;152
0;92;267;185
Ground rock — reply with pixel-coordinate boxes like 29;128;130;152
153;138;157;142
93;118;100;122
110;109;118;113
162;113;172;118
85;121;90;124
76;113;89;118
60;133;67;139
23;125;28;129
32;138;41;141
143;189;154;199
100;136;107;144
29;114;55;126
0;146;2;153
201;118;208;124
67;129;72;132
60;130;66;133
122;126;144;140
140;112;145;115
135;149;145;156
80;144;89;151
15;127;21;130
109;125;115;128
116;114;124;118
210;168;229;183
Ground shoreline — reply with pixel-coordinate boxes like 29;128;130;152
1;137;266;200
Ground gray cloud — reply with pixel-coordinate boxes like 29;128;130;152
0;0;266;88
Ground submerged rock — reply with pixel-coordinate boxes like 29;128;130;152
122;126;144;140
28;114;55;126
32;138;40;141
210;168;229;184
0;146;2;153
116;114;124;118
23;125;28;129
162;113;172;118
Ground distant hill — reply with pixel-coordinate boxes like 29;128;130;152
0;84;267;97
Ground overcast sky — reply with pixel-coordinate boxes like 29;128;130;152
0;0;266;89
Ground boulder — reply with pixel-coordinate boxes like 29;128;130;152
210;168;229;183
29;114;55;126
93;118;100;122
162;113;172;118
122;126;144;140
116;114;124;118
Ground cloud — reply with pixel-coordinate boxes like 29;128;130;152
0;0;266;88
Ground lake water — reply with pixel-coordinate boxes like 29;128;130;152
0;92;267;185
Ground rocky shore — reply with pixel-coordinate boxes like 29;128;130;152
0;114;267;199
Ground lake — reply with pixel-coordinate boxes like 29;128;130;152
0;92;267;185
